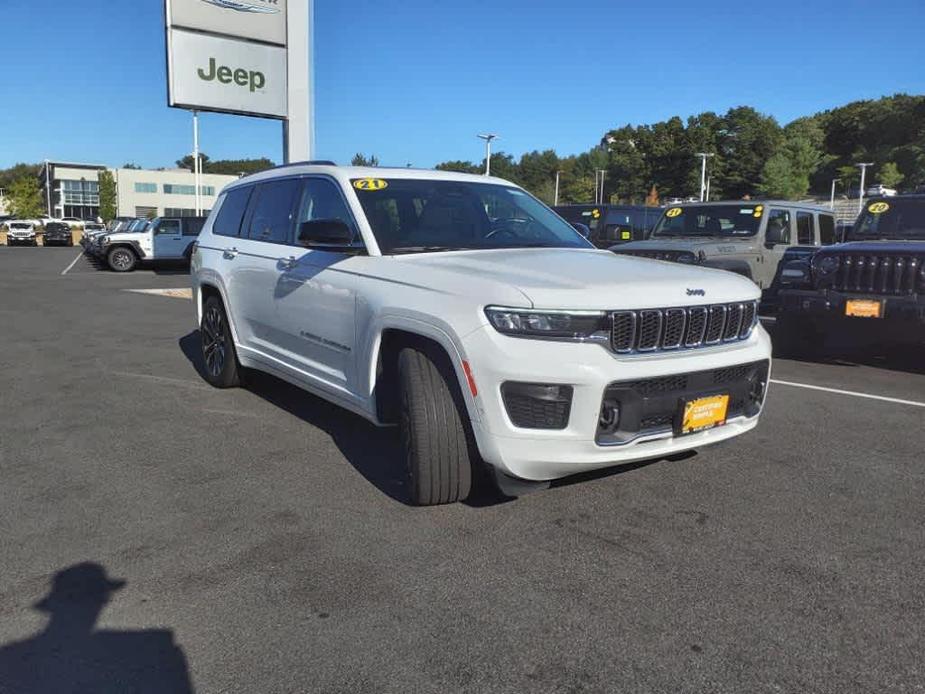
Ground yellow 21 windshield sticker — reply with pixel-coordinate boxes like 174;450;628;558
868;202;890;214
666;207;682;218
353;178;388;191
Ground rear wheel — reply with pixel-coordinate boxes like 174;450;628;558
107;246;137;272
398;346;473;505
200;295;242;388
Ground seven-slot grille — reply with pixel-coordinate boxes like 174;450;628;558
611;301;757;354
828;254;924;295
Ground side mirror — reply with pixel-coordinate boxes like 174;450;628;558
571;222;591;238
764;225;787;248
297;219;353;248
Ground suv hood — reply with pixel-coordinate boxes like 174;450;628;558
394;248;759;309
825;240;925;253
615;237;757;255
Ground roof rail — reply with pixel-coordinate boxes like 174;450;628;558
275;160;337;168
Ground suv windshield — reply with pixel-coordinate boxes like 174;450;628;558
652;204;764;238
351;178;590;254
10;223;32;230
850;199;925;241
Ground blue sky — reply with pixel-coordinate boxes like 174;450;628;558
1;0;923;170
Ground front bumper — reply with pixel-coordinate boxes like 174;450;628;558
8;235;36;244
780;288;925;331
461;324;772;481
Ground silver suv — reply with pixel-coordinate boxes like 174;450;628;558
612;201;838;298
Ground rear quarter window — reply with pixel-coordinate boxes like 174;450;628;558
213;186;253;238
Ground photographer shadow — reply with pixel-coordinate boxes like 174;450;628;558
0;563;193;694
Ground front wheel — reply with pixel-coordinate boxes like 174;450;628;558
107;246;137;272
398;346;473;505
200;295;242;388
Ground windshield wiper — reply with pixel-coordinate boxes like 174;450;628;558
389;245;464;254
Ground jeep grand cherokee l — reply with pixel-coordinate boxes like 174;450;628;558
191;164;772;505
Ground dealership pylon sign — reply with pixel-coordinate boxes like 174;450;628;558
165;0;312;159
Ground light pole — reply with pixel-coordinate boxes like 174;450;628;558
554;170;561;206
705;176;711;202
596;169;606;204
830;178;841;210
696;153;714;202
477;134;498;176
856;162;873;214
44;159;52;218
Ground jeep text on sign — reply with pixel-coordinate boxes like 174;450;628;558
167;0;288;46
168;28;287;119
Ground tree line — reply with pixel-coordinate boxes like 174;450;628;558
432;94;925;205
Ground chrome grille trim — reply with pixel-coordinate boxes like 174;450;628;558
609;301;758;354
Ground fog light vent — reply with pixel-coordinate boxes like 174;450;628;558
501;383;573;430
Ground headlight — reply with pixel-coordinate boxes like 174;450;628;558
814;254;840;276
485;307;606;339
100;236;111;245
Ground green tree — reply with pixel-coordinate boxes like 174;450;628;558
351;153;379;167
434;160;480;174
122;162;141;169
0;163;42;191
176;153;211;171
758;153;803;199
98;170;117;222
879;161;904;188
6;176;44;218
718;107;783;199
208;158;275;176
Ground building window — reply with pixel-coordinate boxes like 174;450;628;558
164;208;211;218
135;206;158;218
60;179;100;206
163;184;196;195
134;182;157;194
201;186;215;196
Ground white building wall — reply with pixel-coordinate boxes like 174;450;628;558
113;168;238;218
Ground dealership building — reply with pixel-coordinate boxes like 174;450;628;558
40;161;239;220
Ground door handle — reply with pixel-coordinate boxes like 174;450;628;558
279;256;297;270
223;247;238;260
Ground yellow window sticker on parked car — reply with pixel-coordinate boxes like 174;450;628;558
353;178;389;191
666;208;682;218
753;205;764;218
868;202;890;214
591;209;601;219
621;230;632;240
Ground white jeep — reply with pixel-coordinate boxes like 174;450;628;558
93;217;206;272
191;164;772;505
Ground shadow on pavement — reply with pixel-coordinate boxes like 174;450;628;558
179;330;411;505
179;331;697;508
0;563;194;693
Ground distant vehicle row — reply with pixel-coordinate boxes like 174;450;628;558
82;216;206;271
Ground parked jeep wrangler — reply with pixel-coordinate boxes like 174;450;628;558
611;201;838;304
90;217;206;272
775;196;925;355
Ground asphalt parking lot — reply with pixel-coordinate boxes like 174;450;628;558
1;246;923;693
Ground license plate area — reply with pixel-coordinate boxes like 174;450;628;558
845;299;882;318
677;394;730;436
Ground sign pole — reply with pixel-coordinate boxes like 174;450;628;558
284;0;312;163
192;110;201;216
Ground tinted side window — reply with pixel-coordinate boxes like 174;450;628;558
819;214;836;245
157;219;180;235
796;211;814;245
295;178;359;241
246;179;302;244
766;209;791;244
213;187;252;237
183;218;205;236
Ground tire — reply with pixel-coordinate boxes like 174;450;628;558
200;295;242;388
774;314;818;359
398;346;473;505
107;246;137;272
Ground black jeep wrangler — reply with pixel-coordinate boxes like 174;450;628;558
776;195;925;355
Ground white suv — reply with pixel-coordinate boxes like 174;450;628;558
191;164;772;505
